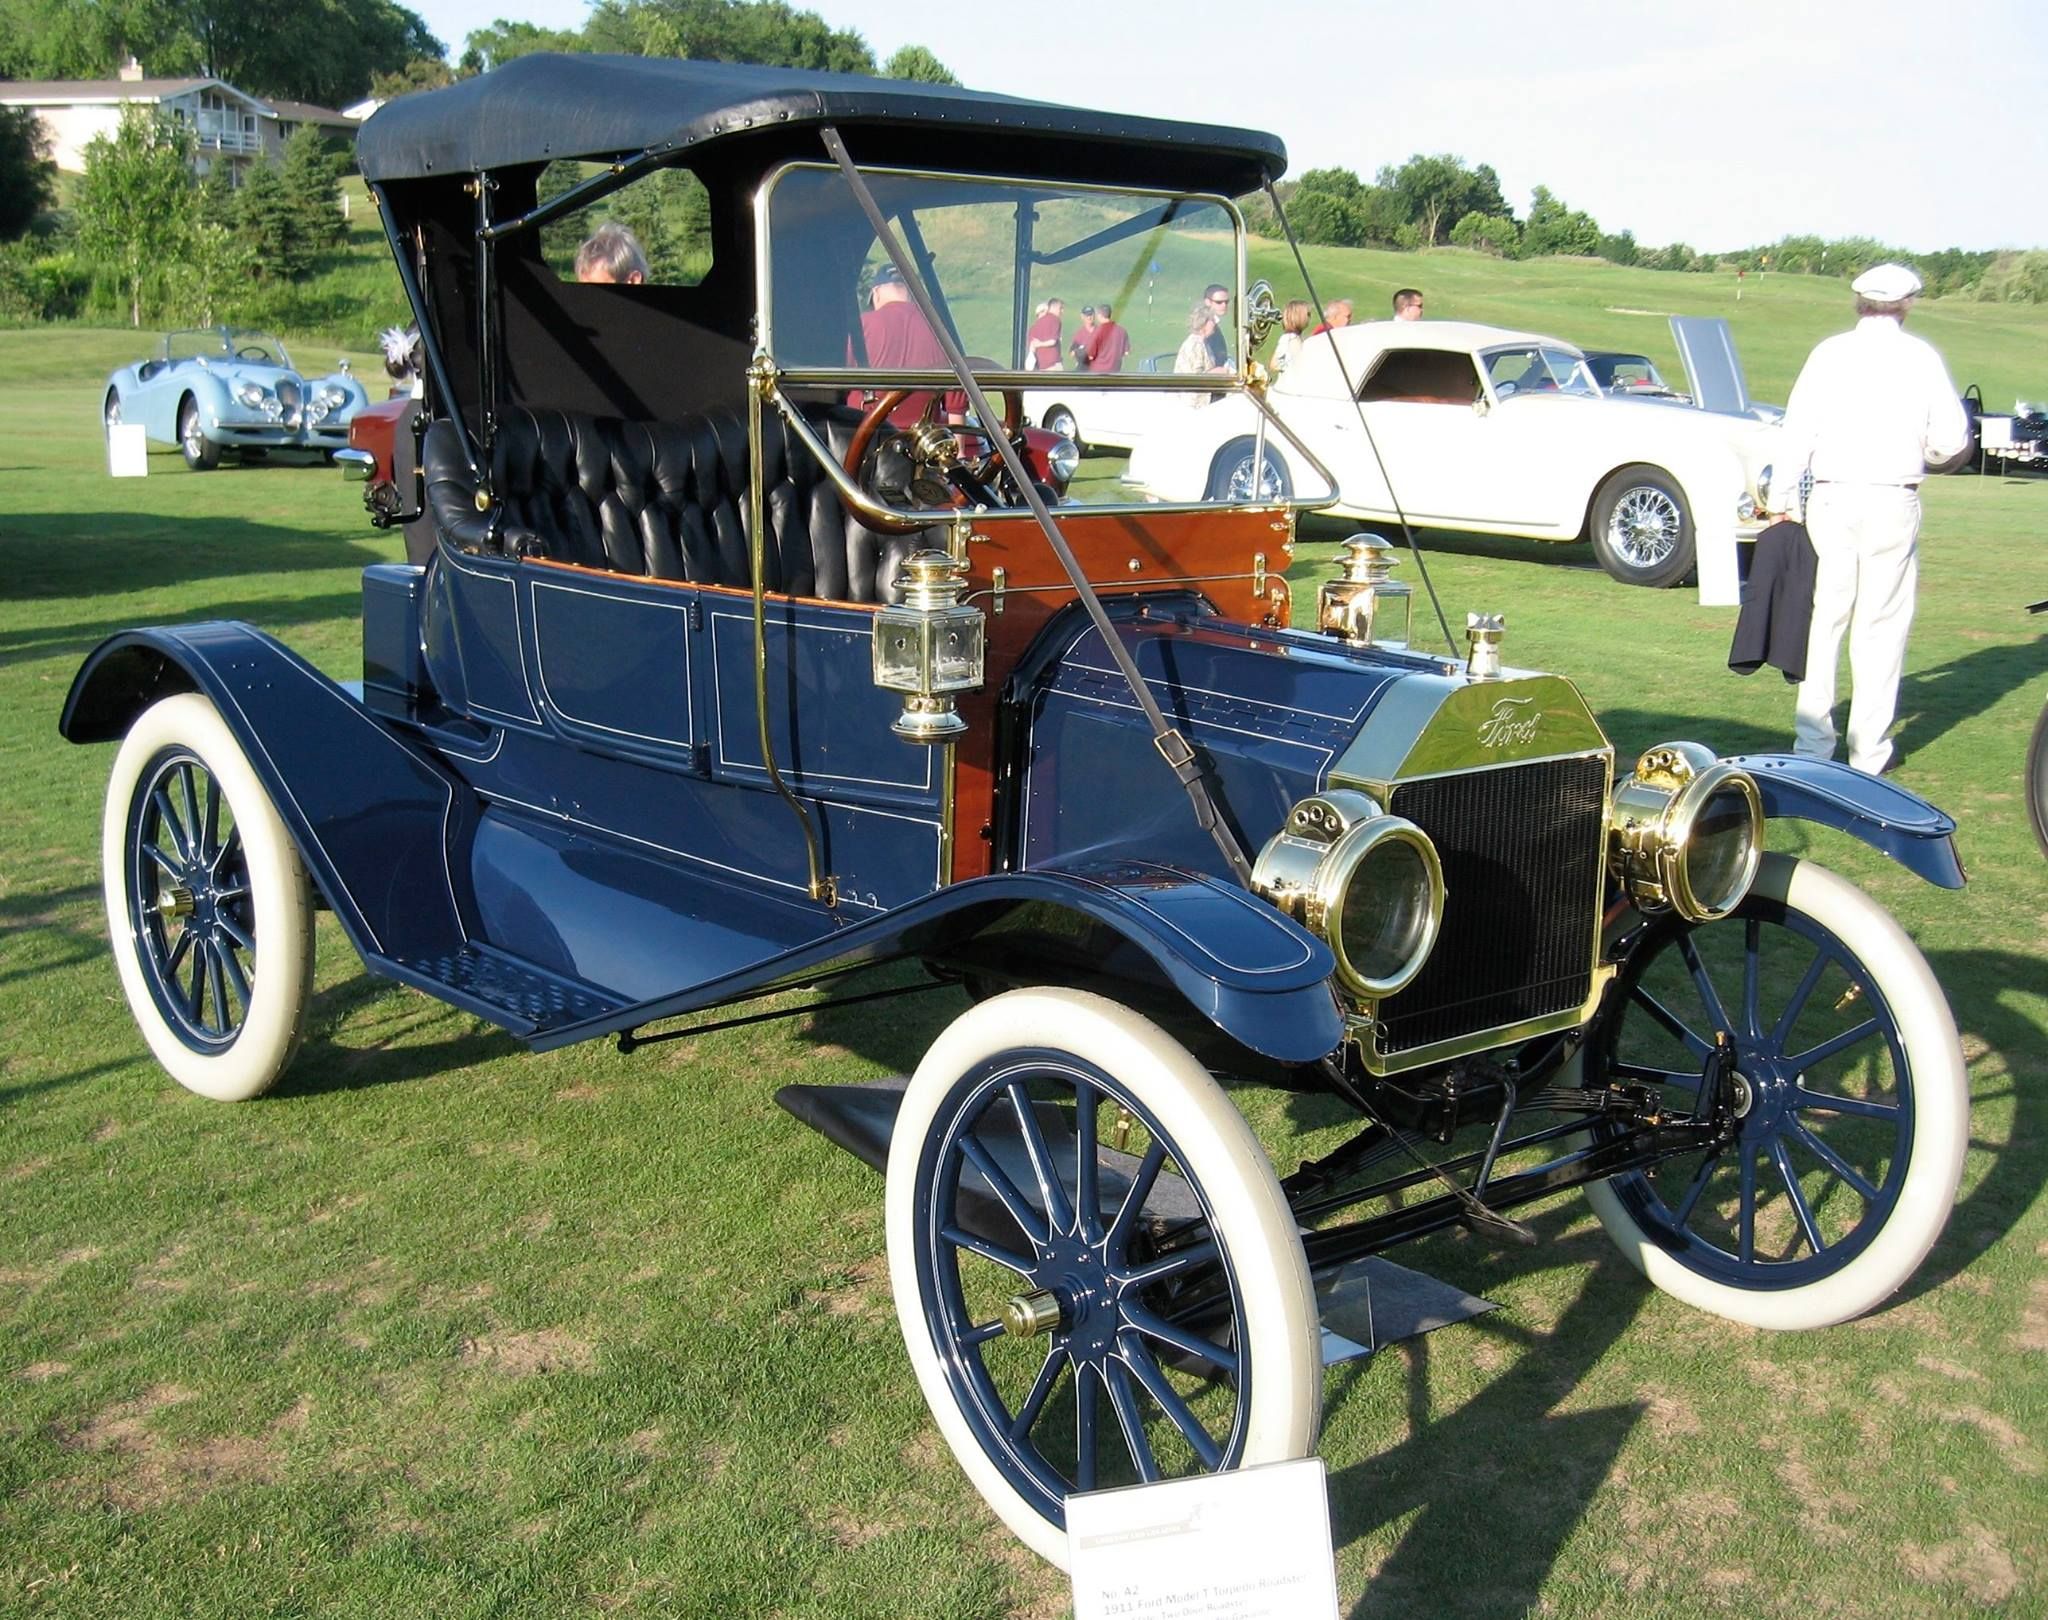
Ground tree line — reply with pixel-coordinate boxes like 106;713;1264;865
1245;156;2042;301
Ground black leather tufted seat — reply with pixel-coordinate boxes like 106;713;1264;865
421;405;929;604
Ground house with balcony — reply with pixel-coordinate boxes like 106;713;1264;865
0;57;356;181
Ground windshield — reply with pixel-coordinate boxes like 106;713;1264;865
166;329;290;367
1483;345;1598;399
763;164;1239;377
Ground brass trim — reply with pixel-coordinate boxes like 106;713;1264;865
1002;1289;1063;1339
1348;966;1617;1077
1608;743;1764;921
747;353;836;906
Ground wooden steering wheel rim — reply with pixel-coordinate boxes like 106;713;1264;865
840;383;1027;535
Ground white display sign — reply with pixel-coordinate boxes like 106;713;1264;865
1067;1457;1340;1620
107;424;148;478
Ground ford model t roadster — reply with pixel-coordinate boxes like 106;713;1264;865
62;56;1970;1565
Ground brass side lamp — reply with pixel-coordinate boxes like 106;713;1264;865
1318;533;1412;651
872;551;986;742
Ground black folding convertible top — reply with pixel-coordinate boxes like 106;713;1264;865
356;52;1288;195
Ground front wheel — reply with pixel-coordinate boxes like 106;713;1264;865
1584;853;1966;1328
103;388;122;432
1205;436;1292;503
1588;463;1693;587
886;988;1320;1566
101;694;316;1100
178;397;220;471
1041;403;1080;447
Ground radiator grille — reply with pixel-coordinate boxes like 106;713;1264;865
1377;755;1608;1056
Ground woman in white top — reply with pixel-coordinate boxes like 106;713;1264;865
1270;298;1311;377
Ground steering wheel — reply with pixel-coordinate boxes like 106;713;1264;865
842;384;1026;534
236;345;271;361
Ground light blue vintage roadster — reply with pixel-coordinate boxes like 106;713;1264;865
100;326;368;470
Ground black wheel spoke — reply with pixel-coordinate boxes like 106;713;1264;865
216;826;243;880
1117;1238;1219;1290
1631;984;1714;1059
142;840;183;881
152;788;191;861
1120;1337;1224;1469
1103;1361;1159;1483
1737;1147;1757;1264
1007;1082;1075;1236
958;1137;1051;1248
1742;917;1762;1038
202;774;222;866
217;936;251;1014
940;1223;1034;1276
957;1317;1007;1350
1786;1017;1883;1073
204;941;230;1032
215;911;256;956
1074;1077;1101;1240
1771;1137;1826;1256
1122;1301;1238;1379
176;764;202;859
163;924;195;978
183;940;207;1020
1787;1119;1880;1202
1793;1084;1898;1121
1677;933;1734;1037
1105;1142;1168;1257
1074;1364;1099;1492
1009;1348;1067;1443
1668;1150;1721;1229
1772;944;1833;1047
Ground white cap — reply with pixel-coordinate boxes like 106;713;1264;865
1851;262;1923;302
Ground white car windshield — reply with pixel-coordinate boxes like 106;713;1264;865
1485;345;1598;398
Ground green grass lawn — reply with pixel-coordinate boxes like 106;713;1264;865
0;285;2043;1620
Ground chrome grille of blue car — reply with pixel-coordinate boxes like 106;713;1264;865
1377;754;1608;1056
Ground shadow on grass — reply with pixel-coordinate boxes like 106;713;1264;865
0;510;388;612
1893;638;2048;764
4;591;369;674
1297;516;1599;577
272;971;522;1098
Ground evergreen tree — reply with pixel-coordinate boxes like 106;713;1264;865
883;45;957;85
235;161;308;280
196;161;239;232
280;126;344;252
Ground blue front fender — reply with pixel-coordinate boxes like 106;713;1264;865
538;858;1346;1067
1728;753;1965;889
61;624;470;963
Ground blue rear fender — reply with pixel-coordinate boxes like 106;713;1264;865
1728;753;1965;889
61;623;470;965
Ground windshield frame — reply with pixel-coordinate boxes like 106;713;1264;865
755;158;1250;391
165;328;292;367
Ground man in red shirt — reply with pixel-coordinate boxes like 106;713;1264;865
1089;302;1131;372
853;264;948;425
1027;297;1065;371
1069;305;1100;370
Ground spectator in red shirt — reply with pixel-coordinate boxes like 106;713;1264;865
1027;297;1065;371
1069;305;1100;370
852;264;949;425
1089;302;1131;372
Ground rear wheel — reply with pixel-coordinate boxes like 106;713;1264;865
102;694;315;1100
178;397;220;471
1584;853;1966;1327
886;988;1320;1565
1041;403;1080;446
1205;436;1292;503
1589;463;1693;587
103;388;122;432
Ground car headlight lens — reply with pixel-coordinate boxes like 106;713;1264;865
1047;435;1080;484
1608;741;1763;921
1252;789;1445;998
1755;463;1773;511
319;385;349;409
1736;492;1757;522
236;382;266;408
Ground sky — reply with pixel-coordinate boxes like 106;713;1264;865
405;0;2048;253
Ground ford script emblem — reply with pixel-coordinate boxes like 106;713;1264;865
1478;696;1541;748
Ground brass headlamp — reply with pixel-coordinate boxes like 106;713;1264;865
872;551;985;742
1252;789;1445;998
1608;741;1764;921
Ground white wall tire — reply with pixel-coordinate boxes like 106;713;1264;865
885;987;1320;1566
1585;853;1966;1329
101;693;315;1101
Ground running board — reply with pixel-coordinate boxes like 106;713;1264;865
775;1078;1496;1364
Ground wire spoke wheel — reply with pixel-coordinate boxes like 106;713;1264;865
1606;485;1683;568
1590;463;1694;587
888;988;1318;1565
1585;853;1966;1327
102;694;314;1100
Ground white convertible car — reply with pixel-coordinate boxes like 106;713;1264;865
1125;320;1776;593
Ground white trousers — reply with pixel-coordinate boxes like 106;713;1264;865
1793;484;1920;774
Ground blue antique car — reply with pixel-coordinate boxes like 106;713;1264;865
64;56;1972;1566
101;326;368;469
